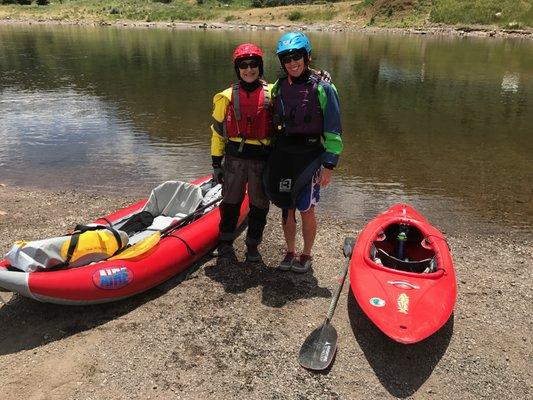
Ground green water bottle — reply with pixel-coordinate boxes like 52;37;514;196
397;231;407;260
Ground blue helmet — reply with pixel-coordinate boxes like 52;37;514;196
276;32;312;55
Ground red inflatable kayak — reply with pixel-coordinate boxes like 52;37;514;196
0;176;248;305
350;204;456;344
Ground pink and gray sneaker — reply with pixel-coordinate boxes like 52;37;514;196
291;254;312;273
278;251;296;271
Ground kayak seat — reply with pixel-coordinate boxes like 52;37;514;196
142;180;204;218
375;248;433;273
126;181;204;245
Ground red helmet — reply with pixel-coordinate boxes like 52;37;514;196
232;43;264;63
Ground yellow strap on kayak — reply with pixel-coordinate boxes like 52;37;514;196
109;232;160;261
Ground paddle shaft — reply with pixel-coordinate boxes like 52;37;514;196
161;196;222;238
325;255;350;323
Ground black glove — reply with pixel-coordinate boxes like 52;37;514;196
213;166;224;184
212;155;224;185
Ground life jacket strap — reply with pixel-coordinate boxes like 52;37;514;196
261;81;270;110
231;81;270;122
232;83;241;121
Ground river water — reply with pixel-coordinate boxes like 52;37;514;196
0;25;531;233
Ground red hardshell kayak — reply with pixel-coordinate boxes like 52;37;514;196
0;176;248;305
349;204;456;344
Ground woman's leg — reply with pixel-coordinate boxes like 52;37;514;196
246;159;270;248
300;206;316;256
282;208;297;253
277;208;297;270
217;156;246;253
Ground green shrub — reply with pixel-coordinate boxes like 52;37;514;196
288;10;302;21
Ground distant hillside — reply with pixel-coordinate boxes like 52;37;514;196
0;0;532;29
353;0;532;28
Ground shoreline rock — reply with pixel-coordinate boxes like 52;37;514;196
1;17;532;39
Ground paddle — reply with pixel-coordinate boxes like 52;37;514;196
298;236;356;371
160;195;222;238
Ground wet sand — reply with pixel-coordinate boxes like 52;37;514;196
0;183;531;399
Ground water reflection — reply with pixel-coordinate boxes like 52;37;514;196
0;88;208;191
0;25;531;232
501;72;520;93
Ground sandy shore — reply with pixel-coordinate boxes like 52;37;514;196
0;183;531;399
1;16;532;39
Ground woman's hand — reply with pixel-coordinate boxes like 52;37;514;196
320;168;332;187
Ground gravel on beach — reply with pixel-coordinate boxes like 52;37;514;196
0;184;531;399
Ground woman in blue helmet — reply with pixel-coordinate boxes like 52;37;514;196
264;32;343;273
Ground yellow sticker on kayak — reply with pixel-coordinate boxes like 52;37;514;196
397;293;409;314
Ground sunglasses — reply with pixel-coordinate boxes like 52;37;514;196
280;52;304;64
238;60;260;70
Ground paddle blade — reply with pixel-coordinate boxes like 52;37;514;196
298;322;338;371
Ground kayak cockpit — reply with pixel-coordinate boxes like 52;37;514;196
370;222;438;274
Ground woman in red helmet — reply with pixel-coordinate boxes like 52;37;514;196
210;43;272;263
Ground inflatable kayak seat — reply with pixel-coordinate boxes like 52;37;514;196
127;181;204;245
142;181;204;218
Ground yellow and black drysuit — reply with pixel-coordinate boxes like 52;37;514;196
211;79;273;249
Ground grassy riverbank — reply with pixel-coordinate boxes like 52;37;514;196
0;0;532;30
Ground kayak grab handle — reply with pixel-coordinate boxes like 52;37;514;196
387;281;420;290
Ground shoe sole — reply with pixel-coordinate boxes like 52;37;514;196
211;247;235;257
277;263;292;271
291;263;312;273
245;254;262;263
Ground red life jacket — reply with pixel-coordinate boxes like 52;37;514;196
225;82;271;141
